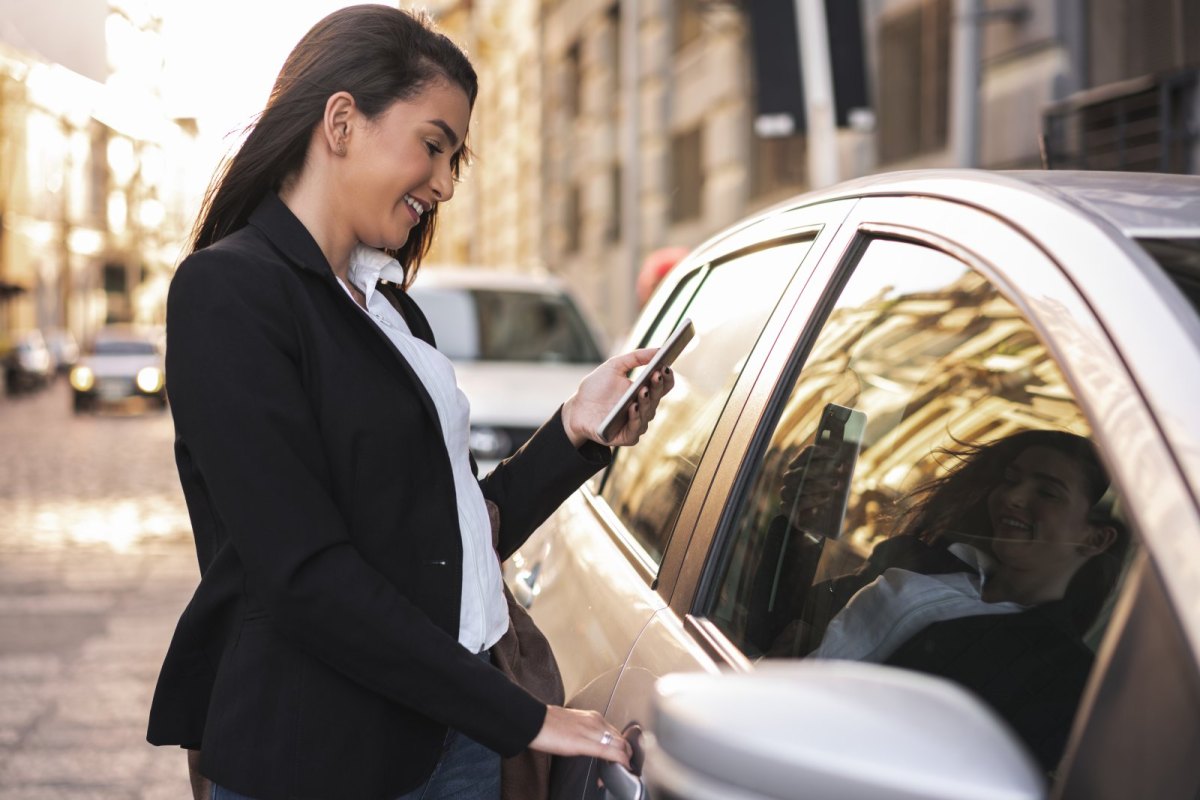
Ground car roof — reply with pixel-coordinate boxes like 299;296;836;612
710;169;1200;251
412;266;570;295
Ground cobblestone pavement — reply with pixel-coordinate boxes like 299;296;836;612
0;381;198;798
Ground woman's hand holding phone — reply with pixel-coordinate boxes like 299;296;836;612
561;347;676;448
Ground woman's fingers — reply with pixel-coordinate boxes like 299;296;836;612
529;706;632;768
561;350;676;448
601;366;675;447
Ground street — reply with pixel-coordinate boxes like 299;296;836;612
0;381;197;798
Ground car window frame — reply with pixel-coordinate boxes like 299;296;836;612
675;193;1200;719
580;199;859;600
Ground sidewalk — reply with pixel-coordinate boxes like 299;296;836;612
0;382;200;798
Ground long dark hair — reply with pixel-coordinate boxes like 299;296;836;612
189;4;478;285
894;429;1129;633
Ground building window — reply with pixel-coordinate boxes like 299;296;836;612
674;0;703;52
1088;0;1200;86
877;0;950;163
565;183;582;254
564;42;582;119
608;3;621;75
102;263;126;294
751;133;806;199
669;127;704;223
608;164;622;243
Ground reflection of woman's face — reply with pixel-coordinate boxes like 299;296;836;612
986;446;1096;571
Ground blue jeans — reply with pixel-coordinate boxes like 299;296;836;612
210;729;499;800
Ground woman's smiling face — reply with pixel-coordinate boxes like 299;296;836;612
338;80;471;251
986;445;1098;570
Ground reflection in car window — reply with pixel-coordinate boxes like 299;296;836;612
586;267;707;496
705;238;1138;778
411;288;602;364
601;239;813;565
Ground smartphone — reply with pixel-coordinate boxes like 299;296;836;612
599;318;694;442
786;403;867;540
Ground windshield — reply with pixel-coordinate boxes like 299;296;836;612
93;340;158;356
1137;238;1200;317
410;287;602;364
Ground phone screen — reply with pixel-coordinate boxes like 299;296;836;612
786;403;867;540
599;318;694;442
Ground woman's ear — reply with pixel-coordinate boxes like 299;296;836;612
1080;523;1118;555
322;91;356;157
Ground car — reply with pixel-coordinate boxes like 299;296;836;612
42;327;80;374
69;326;167;413
2;329;53;394
506;170;1200;800
407;267;605;472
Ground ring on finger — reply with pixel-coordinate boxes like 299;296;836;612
600;731;614;747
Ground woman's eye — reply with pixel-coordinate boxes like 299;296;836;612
425;140;444;155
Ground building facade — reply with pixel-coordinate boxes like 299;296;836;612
0;0;200;351
448;0;1198;339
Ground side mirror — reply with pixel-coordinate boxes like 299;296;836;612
642;661;1046;800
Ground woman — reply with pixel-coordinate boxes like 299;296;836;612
785;429;1127;770
146;6;669;799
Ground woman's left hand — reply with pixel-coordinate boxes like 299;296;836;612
561;347;675;448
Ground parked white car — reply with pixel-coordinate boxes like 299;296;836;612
408;267;605;473
508;170;1200;800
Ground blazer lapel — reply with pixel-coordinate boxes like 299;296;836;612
246;194;445;437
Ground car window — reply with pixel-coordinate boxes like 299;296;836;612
93;340;158;356
586;267;708;496
412;287;602;364
600;239;814;566
1136;237;1200;315
702;237;1139;778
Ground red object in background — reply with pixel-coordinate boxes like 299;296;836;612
637;246;689;307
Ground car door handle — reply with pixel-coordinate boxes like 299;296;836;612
598;725;647;800
599;761;646;800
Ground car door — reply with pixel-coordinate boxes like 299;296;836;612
625;194;1200;799
510;200;856;799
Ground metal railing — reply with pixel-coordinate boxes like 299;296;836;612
1041;68;1199;174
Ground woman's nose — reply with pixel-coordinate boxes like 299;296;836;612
431;161;455;204
1001;481;1030;508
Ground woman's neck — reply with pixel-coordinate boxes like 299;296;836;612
278;175;355;281
982;567;1073;607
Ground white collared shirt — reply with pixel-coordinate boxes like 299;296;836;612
810;543;1026;663
338;244;508;654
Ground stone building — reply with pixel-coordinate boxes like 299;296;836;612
0;0;200;349
445;0;1198;339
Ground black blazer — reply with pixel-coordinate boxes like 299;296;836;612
146;195;609;799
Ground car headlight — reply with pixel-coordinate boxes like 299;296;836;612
468;426;513;460
136;366;164;393
69;365;95;391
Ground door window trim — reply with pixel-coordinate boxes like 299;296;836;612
586;213;854;603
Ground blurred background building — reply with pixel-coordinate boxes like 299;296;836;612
0;0;200;351
0;0;1195;348
438;0;1199;339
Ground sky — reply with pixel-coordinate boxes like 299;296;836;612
160;0;363;149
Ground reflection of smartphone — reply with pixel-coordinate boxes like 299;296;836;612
599;318;694;442
788;403;867;540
